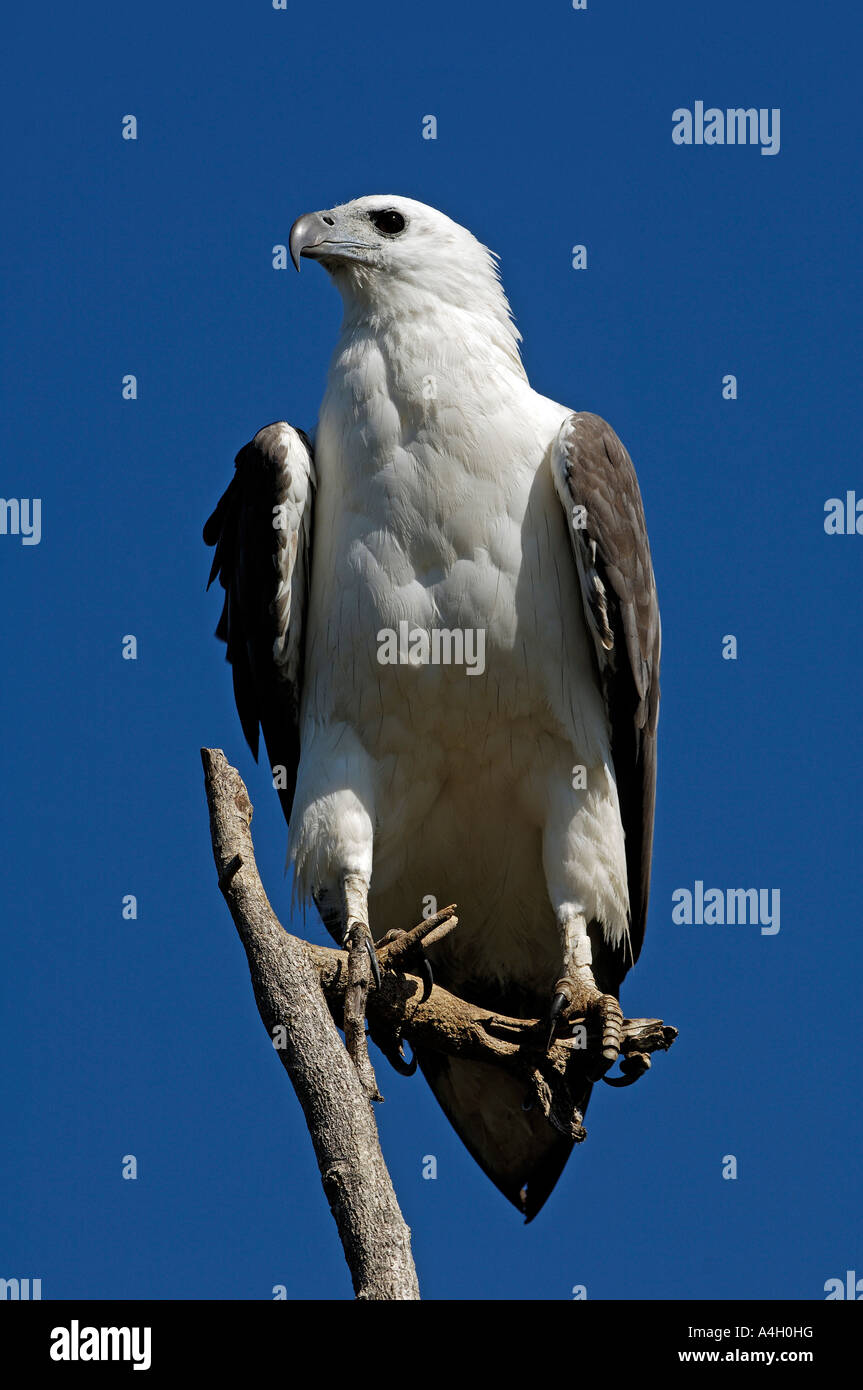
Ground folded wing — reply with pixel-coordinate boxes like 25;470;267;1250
203;422;315;824
551;411;661;976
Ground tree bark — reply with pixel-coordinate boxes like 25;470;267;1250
201;748;419;1301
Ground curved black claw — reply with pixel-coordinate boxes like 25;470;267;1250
419;954;434;1002
366;937;382;990
602;1052;650;1087
378;1034;417;1077
545;991;569;1050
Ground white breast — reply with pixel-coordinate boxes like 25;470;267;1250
291;325;628;985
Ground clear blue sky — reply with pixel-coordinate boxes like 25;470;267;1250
2;0;860;1300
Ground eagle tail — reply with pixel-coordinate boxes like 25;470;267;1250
415;1050;590;1221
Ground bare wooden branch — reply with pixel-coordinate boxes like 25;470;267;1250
375;905;459;971
201;748;418;1301
309;940;676;1072
311;941;676;1138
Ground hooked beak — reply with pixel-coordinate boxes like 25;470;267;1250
289;210;375;271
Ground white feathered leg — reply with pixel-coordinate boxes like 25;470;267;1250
541;771;627;1075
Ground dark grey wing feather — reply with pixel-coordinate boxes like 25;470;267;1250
204;422;314;825
552;411;660;974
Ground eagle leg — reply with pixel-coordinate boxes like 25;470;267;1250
341;872;375;968
547;919;623;1079
340;873;383;1101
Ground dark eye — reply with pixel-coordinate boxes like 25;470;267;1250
369;209;406;236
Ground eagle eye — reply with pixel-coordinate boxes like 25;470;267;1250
369;209;406;236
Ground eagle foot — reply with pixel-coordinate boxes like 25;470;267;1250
546;974;623;1080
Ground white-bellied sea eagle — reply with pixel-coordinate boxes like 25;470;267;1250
204;195;661;1219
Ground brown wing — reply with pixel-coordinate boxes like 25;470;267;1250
552;411;660;975
204;422;315;824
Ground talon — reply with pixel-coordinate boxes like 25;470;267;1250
365;936;382;990
545;990;570;1050
377;1033;417;1077
602;1051;650;1087
419;955;434;1002
602;1070;637;1087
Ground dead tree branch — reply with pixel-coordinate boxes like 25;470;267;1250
310;938;676;1138
201;748;419;1300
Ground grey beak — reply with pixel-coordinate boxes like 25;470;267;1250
289;211;334;271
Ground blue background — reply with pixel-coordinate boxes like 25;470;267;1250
2;0;860;1300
